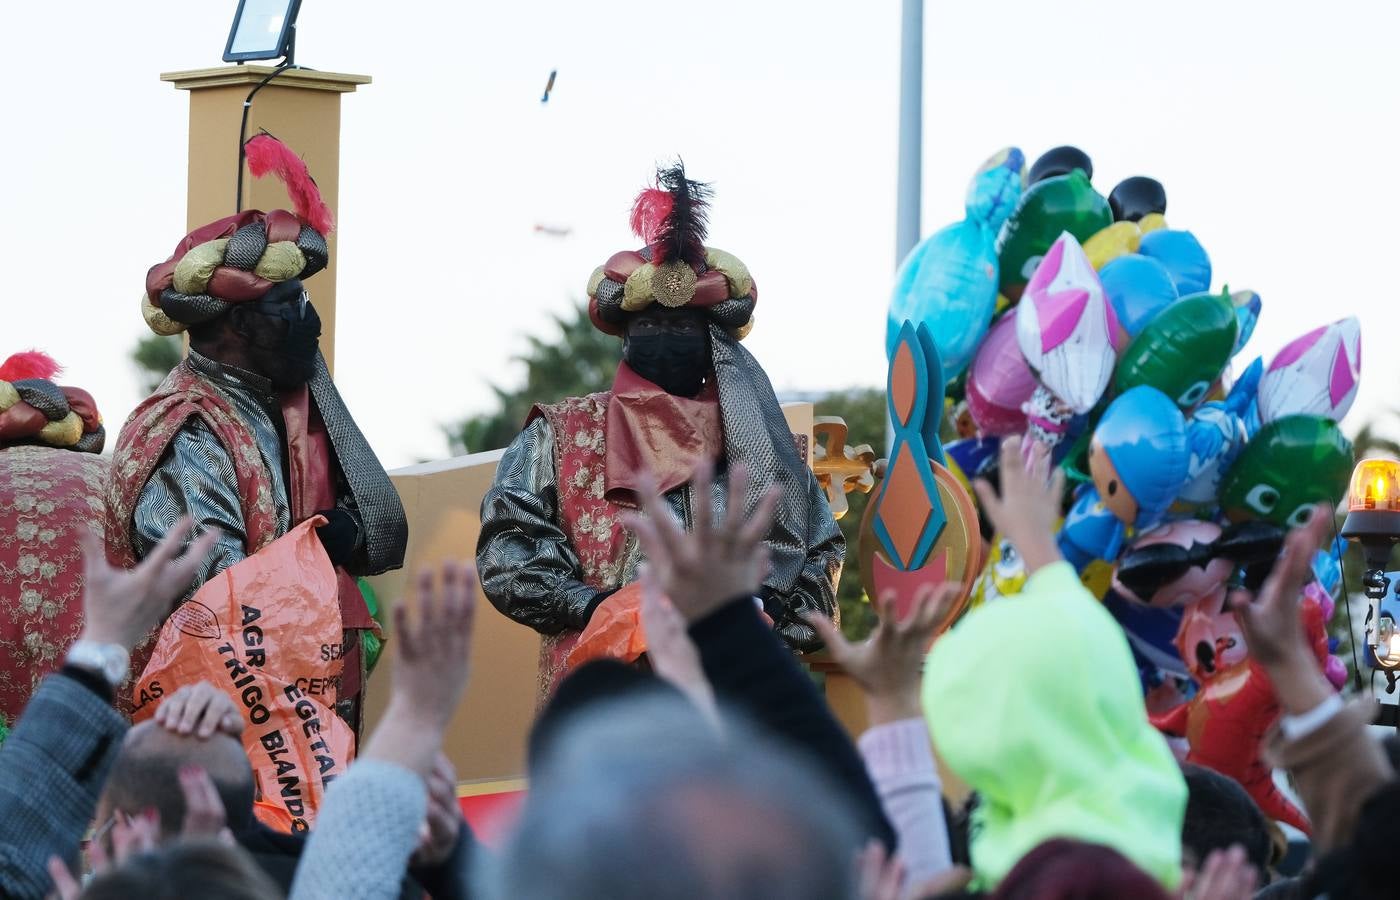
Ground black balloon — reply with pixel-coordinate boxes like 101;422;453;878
1108;176;1168;222
1028;146;1093;184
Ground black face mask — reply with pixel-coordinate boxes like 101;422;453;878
624;331;709;397
237;292;322;388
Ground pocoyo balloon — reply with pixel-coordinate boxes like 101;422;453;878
1180;358;1261;505
1057;483;1128;572
1115;290;1238;409
1256;317;1361;423
965;314;1037;436
1088;386;1189;530
887;148;1026;380
1098;254;1179;339
1015;233;1121;415
1219;415;1353;527
996;169;1112;301
1138;228;1211;296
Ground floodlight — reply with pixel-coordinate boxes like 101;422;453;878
223;0;303;64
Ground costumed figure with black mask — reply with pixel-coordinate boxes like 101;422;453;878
477;164;844;694
104;134;407;731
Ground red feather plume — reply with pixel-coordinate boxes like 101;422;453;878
629;188;674;245
244;133;336;236
0;350;61;383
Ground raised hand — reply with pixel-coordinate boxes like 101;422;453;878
1181;845;1258;900
411;753;463;867
154;681;243;738
78;517;217;650
640;563;720;727
179;765;232;841
363;562;478;777
1230;503;1336;717
855;840;906;900
623;459;777;624
1231;503;1332;668
804;583;961;725
972;436;1064;576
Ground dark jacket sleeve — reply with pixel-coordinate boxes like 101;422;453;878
689;599;896;850
407;823;477;900
0;672;129;899
477;419;603;634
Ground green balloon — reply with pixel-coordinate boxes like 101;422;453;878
357;577;384;674
995;169;1111;300
1115;291;1238;408
1220;415;1353;527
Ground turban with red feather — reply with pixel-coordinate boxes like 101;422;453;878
0;351;104;453
141;133;335;336
588;163;757;340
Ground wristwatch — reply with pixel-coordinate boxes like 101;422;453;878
66;640;131;688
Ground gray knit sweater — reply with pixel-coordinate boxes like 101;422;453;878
289;759;428;900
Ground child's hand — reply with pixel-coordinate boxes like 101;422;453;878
972;436;1064;576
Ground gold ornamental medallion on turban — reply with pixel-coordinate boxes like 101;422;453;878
652;260;698;308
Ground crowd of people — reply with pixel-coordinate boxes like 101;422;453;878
0;435;1389;899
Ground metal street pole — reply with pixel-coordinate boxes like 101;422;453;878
889;0;922;453
895;0;923;267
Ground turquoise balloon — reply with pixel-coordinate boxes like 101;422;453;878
887;148;1025;382
1139;229;1211;296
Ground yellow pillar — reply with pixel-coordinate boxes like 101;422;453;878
161;66;370;374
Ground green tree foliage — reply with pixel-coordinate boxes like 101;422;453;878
131;335;184;394
447;305;622;454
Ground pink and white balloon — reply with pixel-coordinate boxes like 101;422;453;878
1257;317;1361;423
1015;232;1122;415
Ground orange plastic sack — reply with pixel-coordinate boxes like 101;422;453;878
565;582;647;670
131;518;353;832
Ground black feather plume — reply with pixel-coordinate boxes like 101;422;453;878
653;162;712;268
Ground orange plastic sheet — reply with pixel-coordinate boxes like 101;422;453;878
566;582;646;670
131;518;353;832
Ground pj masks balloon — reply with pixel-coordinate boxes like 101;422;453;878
1256;317;1361;424
1116;290;1238;409
1138;229;1211;296
1058;483;1129;572
1088;386;1189;529
996;169;1112;301
887;148;1026;381
1219;415;1353;527
1229;289;1262;356
1099;254;1178;338
1015;233;1121;415
1179;358;1261;506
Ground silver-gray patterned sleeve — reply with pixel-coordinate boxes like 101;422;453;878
131;422;252;602
476;418;602;635
766;467;845;653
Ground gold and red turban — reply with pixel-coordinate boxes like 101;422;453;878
141;133;335;336
0;351;104;453
587;164;757;340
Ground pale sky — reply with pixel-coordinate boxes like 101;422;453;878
4;0;1397;468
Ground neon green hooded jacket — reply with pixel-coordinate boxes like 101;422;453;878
922;561;1186;890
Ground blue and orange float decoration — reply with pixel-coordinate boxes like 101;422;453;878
859;320;982;623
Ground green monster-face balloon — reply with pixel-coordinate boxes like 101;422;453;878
1115;290;1238;409
1220;415;1353;527
995;169;1112;301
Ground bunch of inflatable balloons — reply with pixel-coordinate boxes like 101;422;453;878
888;145;1361;832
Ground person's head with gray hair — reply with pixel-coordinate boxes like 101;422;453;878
484;692;863;900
